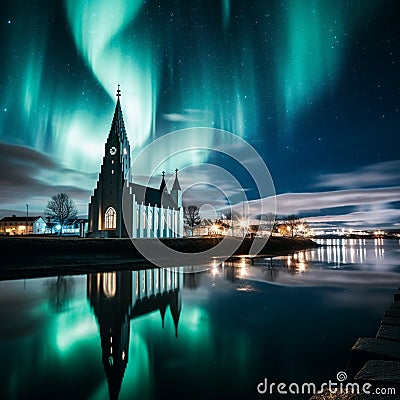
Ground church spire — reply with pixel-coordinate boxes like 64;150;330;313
172;169;181;191
108;84;127;143
159;171;168;192
169;290;182;338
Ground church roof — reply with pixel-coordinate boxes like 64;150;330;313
0;216;44;222
128;182;178;209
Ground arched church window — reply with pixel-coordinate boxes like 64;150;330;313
103;272;116;298
105;207;116;229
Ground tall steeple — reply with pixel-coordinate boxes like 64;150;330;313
170;289;182;338
172;169;181;191
109;85;127;140
159;171;168;192
87;271;132;400
170;169;182;208
88;85;132;237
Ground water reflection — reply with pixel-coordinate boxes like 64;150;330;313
87;269;182;400
0;239;399;400
240;238;400;287
313;238;391;267
46;276;75;312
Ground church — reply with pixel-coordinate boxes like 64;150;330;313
88;87;183;238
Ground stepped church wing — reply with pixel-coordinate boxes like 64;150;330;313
88;86;183;238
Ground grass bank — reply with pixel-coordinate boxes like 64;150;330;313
0;236;318;280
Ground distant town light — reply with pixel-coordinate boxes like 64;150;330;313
211;224;219;231
239;219;248;228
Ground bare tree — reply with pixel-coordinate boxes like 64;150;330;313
286;214;301;238
184;205;201;235
45;193;78;235
224;210;241;222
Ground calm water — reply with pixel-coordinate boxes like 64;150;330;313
0;239;399;400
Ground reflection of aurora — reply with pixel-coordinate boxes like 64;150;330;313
0;250;398;399
48;269;217;400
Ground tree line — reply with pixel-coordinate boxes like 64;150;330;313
183;205;308;237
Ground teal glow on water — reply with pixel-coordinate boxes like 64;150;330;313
0;239;399;400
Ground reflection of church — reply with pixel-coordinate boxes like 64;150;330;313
87;268;183;400
88;87;183;238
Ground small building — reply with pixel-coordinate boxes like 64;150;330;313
191;218;213;236
61;219;89;237
0;215;47;235
191;219;231;236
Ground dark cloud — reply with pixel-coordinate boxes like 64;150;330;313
0;142;93;216
315;160;400;189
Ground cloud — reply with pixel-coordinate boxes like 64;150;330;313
163;109;210;123
315;160;400;189
0;142;93;216
239;187;400;228
305;208;400;226
273;187;400;215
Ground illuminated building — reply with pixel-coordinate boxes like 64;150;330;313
88;87;183;238
0;215;46;235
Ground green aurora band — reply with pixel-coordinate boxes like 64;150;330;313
1;0;382;179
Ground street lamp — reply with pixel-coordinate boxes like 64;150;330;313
26;203;29;235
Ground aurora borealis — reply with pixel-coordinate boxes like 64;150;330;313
0;0;399;229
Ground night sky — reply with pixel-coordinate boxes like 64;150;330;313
0;0;399;230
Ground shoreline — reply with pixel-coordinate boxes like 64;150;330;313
0;236;318;280
310;288;400;399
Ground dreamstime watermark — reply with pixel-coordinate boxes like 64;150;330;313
122;128;276;270
257;371;396;396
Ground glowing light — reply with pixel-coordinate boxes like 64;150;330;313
238;258;247;278
211;265;219;277
65;0;157;147
298;262;306;272
56;305;98;352
211;224;220;234
278;1;346;126
102;272;116;297
239;220;248;228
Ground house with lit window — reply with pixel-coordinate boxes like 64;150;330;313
88;86;183;238
0;215;47;235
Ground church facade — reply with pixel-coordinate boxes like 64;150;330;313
88;87;183;238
